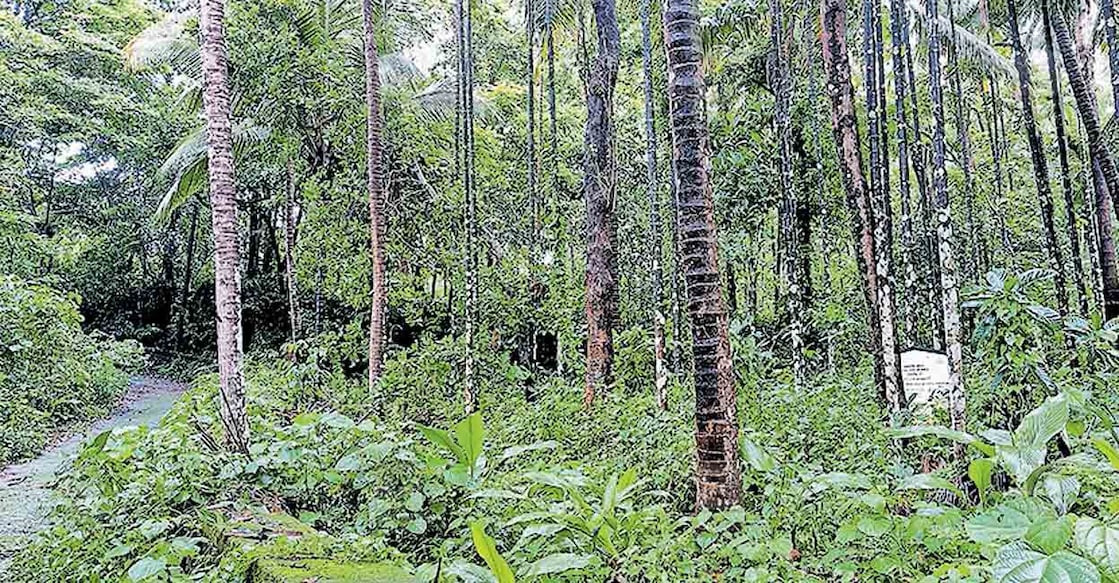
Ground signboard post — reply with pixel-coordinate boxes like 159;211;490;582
900;349;951;417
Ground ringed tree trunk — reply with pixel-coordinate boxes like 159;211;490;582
927;0;967;458
363;0;388;390
199;0;249;454
890;0;917;348
582;0;621;407
176;201;201;351
641;0;668;409
820;0;888;408
526;0;537;232
462;0;480;412
1008;0;1069;317
1042;2;1088;314
664;0;741;510
284;157;301;341
865;0;901;411
771;0;805;387
1050;4;1119;319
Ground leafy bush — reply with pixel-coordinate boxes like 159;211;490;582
0;276;142;464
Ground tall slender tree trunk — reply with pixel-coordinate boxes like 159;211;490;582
1042;3;1088;314
928;0;967;458
664;0;740;509
284;157;301;341
463;0;480;412
890;0;917;348
176;201;200;351
1008;0;1069;317
199;0;248;454
1050;5;1119;319
902;6;942;348
526;0;537;232
547;3;558;203
986;79;1010;257
871;0;901;411
820;0;884;399
641;0;668;409
582;0;621;406
363;0;388;389
947;0;982;279
772;0;805;387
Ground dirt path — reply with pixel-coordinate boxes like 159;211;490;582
0;376;187;573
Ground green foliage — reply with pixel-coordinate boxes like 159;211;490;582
0;276;141;463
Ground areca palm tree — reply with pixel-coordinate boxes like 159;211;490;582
1047;1;1119;319
199;0;249;454
665;0;740;510
582;0;620;406
925;0;967;459
1006;0;1069;317
362;0;387;388
640;0;667;408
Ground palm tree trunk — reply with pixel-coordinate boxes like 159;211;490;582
363;0;388;389
1050;5;1119;319
284;157;301;341
947;0;982;280
1008;0;1069;317
176;201;200;351
772;0;804;387
526;0;537;233
821;0;884;398
582;0;621;406
890;0;917;348
926;0;967;458
463;0;480;412
199;0;248;454
1042;3;1088;314
986;79;1010;257
901;5;942;348
547;9;557;202
641;0;668;409
861;0;900;410
664;0;740;509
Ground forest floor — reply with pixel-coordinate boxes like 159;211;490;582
0;376;186;575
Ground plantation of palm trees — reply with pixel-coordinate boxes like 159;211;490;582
4;0;1119;579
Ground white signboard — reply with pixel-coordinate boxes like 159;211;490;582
901;349;951;415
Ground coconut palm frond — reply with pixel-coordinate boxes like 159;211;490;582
410;76;498;125
294;0;361;47
153;121;273;224
124;12;200;79
907;0;1015;77
533;0;586;38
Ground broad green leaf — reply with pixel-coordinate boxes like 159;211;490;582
969;458;995;505
406;517;428;534
523;553;593;576
887;425;995;455
967;499;1055;543
992;541;1099;583
419;425;465;463
1092;438;1119;471
498;440;557;464
1041;475;1080;515
857;515;892;537
127;557;167;581
1014;394;1069;449
1074;517;1119;576
1025;517;1074;554
897;473;964;500
455;412;485;470
740;435;778;472
470;522;514;583
320;411;355;429
999;444;1048;486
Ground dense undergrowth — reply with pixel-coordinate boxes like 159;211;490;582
12;271;1119;582
0;276;142;464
